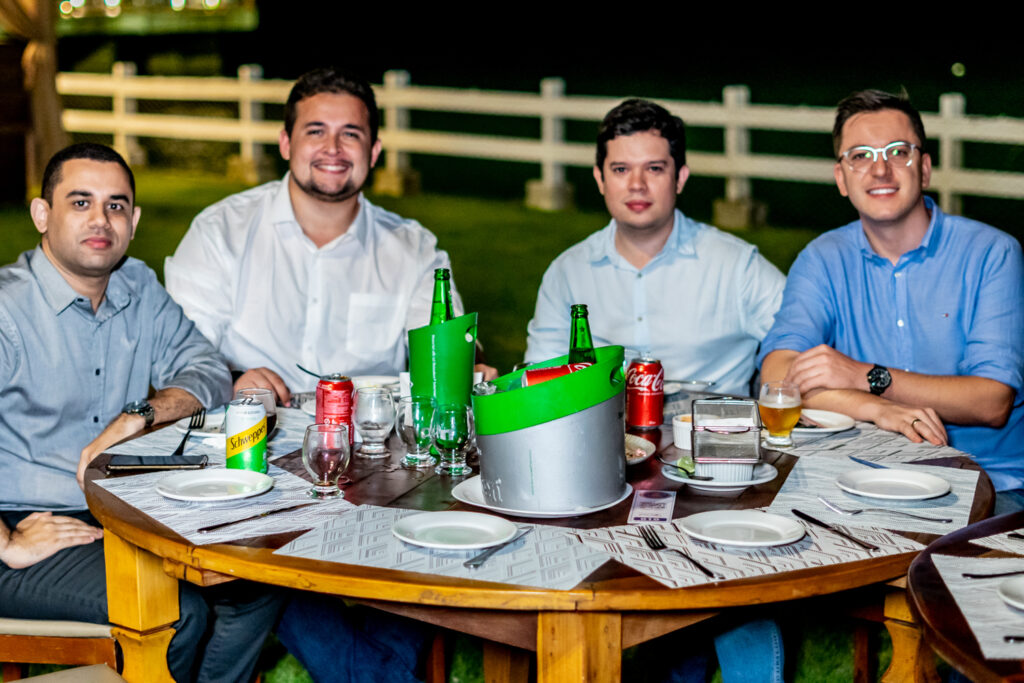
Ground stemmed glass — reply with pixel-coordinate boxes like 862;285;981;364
758;381;802;448
353;387;396;458
301;423;350;498
431;403;474;477
396;396;436;469
235;387;277;434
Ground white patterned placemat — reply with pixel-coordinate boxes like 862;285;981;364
765;454;977;535
96;463;353;544
933;554;1024;659
576;517;922;589
104;406;311;465
789;421;964;464
971;531;1024;555
274;505;611;590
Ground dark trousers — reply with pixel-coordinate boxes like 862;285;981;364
0;510;284;683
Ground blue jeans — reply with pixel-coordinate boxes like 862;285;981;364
276;592;432;683
0;510;284;683
995;488;1024;515
713;618;784;683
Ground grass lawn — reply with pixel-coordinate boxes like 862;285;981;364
0;169;912;682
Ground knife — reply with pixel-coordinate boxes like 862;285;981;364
197;502;318;534
791;508;879;551
463;527;533;569
847;455;889;469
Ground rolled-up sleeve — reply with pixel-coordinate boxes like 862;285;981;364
756;247;835;367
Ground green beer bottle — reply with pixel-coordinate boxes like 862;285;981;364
568;304;598;365
429;268;455;325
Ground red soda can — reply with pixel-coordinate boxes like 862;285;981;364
626;357;664;430
316;374;354;445
521;362;593;387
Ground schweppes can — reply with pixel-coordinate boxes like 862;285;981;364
225;398;268;473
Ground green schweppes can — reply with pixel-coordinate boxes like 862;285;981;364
225;398;268;472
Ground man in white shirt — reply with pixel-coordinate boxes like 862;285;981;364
525;99;785;396
166;68;490;405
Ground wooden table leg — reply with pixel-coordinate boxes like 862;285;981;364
483;641;531;683
104;531;178;683
881;591;939;683
537;612;621;683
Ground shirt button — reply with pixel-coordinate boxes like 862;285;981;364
894;272;903;278
95;368;101;376
636;273;642;279
93;416;99;423
897;319;905;327
637;316;643;322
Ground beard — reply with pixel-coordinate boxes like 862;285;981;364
291;173;363;203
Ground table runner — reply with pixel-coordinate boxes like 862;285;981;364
789;421;966;464
576;517;922;589
274;505;611;590
765;453;977;535
96;463;354;545
933;554;1024;659
971;530;1024;555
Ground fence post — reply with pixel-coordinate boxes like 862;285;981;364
938;93;965;216
228;64;267;184
111;62;145;165
525;77;573;211
713;85;764;230
373;69;420;196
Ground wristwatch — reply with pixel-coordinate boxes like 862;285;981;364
867;365;892;396
122;399;155;427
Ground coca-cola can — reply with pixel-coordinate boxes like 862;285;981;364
626;357;664;430
316;374;354;445
521;362;593;388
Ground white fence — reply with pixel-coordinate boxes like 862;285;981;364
56;63;1024;216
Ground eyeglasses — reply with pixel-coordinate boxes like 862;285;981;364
839;141;918;172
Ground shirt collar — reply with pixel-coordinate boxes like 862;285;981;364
28;245;130;319
587;210;697;266
272;174;369;251
857;195;943;264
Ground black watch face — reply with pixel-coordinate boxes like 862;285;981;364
868;366;891;394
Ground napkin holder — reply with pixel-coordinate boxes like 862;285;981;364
692;398;762;482
471;346;627;512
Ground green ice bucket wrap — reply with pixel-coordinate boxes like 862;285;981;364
408;312;477;406
472;345;625;435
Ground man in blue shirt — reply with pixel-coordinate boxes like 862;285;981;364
760;90;1024;497
0;143;282;681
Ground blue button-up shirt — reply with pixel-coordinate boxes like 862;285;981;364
759;198;1024;490
0;247;232;511
525;210;786;395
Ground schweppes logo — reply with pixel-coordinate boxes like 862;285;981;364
227;417;267;466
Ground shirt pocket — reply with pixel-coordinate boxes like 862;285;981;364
345;293;403;355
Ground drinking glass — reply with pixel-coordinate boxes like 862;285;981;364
396;396;436;468
758;381;802;447
235;387;277;434
431;403;473;476
301;423;350;498
353;387;396;458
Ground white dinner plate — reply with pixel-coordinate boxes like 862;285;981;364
173;407;226;434
793;409;856;434
352;375;401;391
451;476;633;518
679;510;805;547
391;511;517;550
663;379;715;395
835;468;950;500
625;434;656;465
300;398;316;417
661;462;778;494
156;469;274;502
998;576;1024;611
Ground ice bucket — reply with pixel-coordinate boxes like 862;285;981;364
471;346;627;512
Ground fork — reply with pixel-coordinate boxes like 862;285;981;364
816;496;953;523
172;408;206;456
637;525;724;580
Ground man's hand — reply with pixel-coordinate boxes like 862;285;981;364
76;412;145;488
474;364;499;382
0;513;103;570
785;345;872;395
867;401;948;446
234;367;291;407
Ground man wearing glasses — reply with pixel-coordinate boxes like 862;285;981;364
760;90;1024;504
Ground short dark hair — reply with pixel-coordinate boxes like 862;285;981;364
832;89;927;157
596;99;686;173
41;143;134;205
284;67;379;142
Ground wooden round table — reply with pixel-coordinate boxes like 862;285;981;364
908;512;1024;683
86;428;994;683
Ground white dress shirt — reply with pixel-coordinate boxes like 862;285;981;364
165;176;461;392
525;210;785;396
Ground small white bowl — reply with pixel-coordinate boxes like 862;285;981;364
693;461;757;482
672;414;693;450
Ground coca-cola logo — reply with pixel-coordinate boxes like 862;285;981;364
568;362;593;371
626;366;665;392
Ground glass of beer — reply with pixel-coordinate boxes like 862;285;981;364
235;387;277;434
758;381;802;447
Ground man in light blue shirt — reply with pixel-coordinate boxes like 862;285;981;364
760;90;1024;494
0;143;281;681
525;99;784;396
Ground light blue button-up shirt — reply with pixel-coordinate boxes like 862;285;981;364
759;198;1024;490
0;247;232;511
525;210;785;396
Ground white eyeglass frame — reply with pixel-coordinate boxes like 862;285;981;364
839;141;919;171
